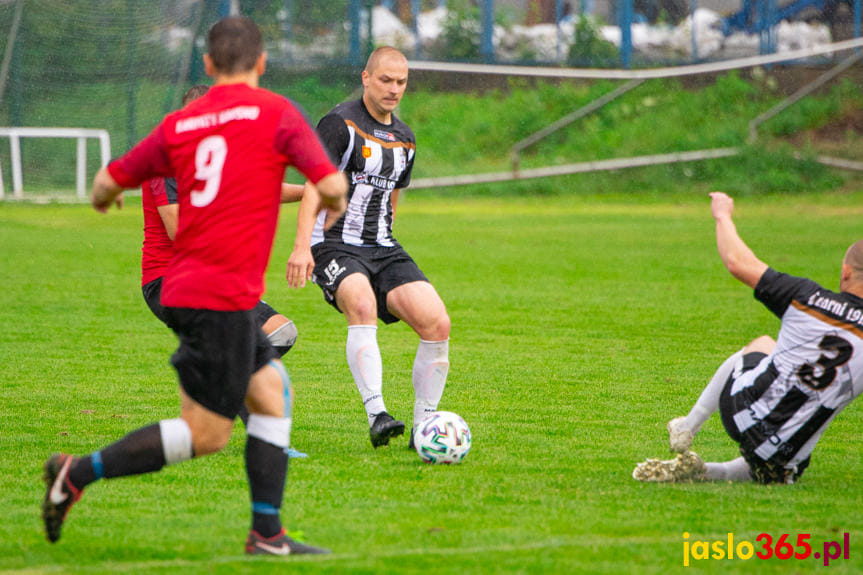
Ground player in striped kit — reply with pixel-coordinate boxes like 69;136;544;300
287;47;451;449
634;192;863;484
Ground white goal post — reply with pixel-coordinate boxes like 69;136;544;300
0;127;111;200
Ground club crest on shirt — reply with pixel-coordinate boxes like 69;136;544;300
362;145;372;158
373;129;396;142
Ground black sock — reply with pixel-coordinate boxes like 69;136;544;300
100;423;167;478
69;424;166;490
68;456;97;491
246;435;288;538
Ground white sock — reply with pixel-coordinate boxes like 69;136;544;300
412;339;449;429
159;418;193;465
346;325;386;424
705;457;752;482
683;348;744;434
247;414;290;449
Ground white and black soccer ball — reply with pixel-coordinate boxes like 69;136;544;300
414;411;471;464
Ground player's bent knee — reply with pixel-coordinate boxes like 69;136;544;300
267;320;298;356
190;427;232;455
181;412;234;455
342;298;378;324
419;312;450;341
437;313;451;339
745;335;775;355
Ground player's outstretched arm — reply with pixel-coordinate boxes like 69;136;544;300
710;191;768;289
91;168;124;213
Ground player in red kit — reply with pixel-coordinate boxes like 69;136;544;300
41;16;347;556
142;85;306;438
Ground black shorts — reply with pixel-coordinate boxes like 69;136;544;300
144;277;280;330
311;243;428;324
719;351;810;484
142;277;168;324
254;300;279;326
162;307;276;419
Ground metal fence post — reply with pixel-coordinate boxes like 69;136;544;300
481;0;494;63
349;0;362;66
690;0;699;61
619;0;633;68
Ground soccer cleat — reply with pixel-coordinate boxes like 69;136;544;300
284;446;308;459
369;412;405;448
42;453;83;543
667;417;694;453
632;451;707;483
407;426;416;450
245;528;330;555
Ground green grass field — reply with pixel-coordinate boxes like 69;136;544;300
1;190;862;573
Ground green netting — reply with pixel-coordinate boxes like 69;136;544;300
0;1;204;193
0;1;354;195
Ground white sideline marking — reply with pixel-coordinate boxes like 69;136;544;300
5;535;674;572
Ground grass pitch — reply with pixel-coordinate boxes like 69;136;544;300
1;190;862;574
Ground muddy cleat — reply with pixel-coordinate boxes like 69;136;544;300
245;529;331;555
667;417;694;453
369;412;405;448
632;451;707;483
42;454;83;543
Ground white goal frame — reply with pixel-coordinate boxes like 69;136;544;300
0;127;111;200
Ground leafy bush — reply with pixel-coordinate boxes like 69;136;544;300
432;0;481;61
567;16;619;67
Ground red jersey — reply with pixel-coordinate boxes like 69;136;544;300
108;83;336;310
140;177;176;286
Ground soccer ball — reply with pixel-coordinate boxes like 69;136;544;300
414;411;471;464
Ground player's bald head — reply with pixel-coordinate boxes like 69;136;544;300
365;46;407;75
844;240;863;277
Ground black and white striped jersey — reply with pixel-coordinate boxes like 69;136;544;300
311;99;415;248
727;268;863;469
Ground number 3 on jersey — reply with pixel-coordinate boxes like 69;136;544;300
192;135;227;207
797;334;852;390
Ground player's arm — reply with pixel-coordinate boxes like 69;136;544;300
315;172;347;218
95;123;171;213
710;191;768;289
91;168;124;212
276;108;347;222
281;183;305;203
391;189;401;219
157;204;179;240
286;182;322;288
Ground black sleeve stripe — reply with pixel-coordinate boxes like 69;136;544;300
164;178;178;204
